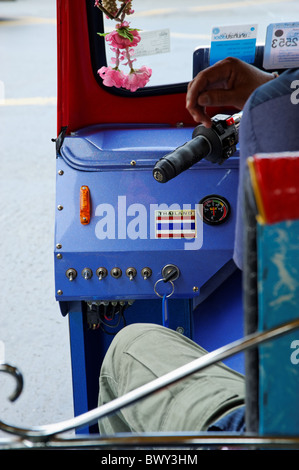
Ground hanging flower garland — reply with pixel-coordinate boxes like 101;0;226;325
94;0;152;92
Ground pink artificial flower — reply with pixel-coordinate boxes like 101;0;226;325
97;66;125;88
119;21;130;28
123;66;152;92
105;26;141;49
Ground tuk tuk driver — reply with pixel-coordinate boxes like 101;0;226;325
97;58;299;435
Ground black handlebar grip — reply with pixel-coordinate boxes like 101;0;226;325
153;135;211;183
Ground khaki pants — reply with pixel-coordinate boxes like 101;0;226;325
98;323;245;434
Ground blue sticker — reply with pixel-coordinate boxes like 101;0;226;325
210;24;257;66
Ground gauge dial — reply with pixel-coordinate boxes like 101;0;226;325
199;195;230;225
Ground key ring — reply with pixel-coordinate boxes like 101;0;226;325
154;278;175;298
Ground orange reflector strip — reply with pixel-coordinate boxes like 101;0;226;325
80;186;91;225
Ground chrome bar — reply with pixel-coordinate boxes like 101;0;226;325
1;433;299;450
43;433;299;450
1;317;299;441
0;363;23;402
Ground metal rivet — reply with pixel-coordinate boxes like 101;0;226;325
56;253;62;259
193;286;199;292
57;290;63;296
56;243;62;249
130;160;136;166
58;170;64;175
57;205;63;211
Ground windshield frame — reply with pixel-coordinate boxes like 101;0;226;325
85;0;189;98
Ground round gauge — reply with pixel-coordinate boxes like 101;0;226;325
199;195;230;225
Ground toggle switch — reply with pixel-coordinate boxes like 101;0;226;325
111;267;122;279
66;268;77;281
96;267;108;281
126;267;137;281
141;267;152;280
82;268;93;280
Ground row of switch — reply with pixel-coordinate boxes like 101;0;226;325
65;267;152;281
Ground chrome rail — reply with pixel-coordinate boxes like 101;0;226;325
0;363;23;402
1;318;299;448
2;433;299;450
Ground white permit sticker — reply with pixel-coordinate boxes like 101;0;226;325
134;29;170;57
263;23;299;69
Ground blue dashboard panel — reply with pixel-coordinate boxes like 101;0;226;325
54;124;239;303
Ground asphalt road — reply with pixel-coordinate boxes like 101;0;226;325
0;0;73;436
0;0;299;443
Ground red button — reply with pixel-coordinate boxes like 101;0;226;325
226;117;234;126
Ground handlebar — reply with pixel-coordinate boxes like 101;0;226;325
153;112;242;183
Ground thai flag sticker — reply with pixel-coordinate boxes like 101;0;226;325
155;210;196;239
